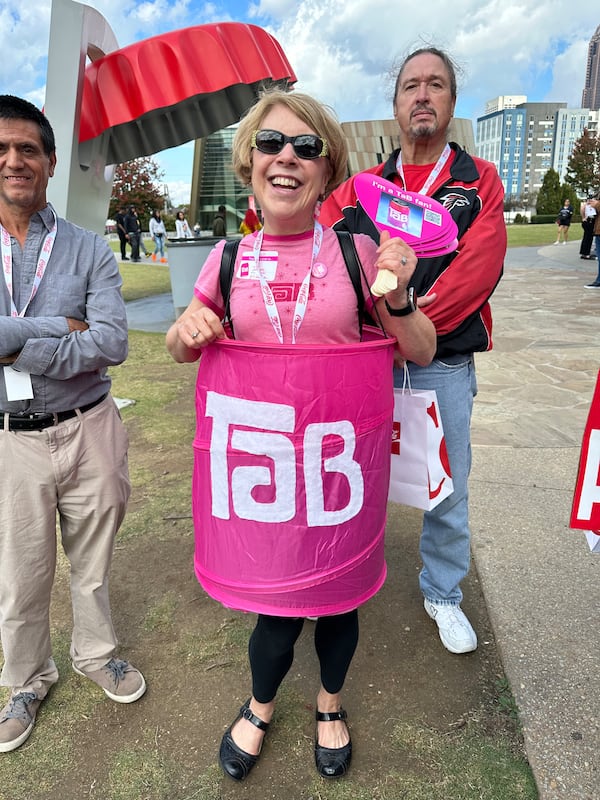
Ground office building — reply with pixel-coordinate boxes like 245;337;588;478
476;99;585;201
341;118;475;175
552;108;593;181
582;25;600;111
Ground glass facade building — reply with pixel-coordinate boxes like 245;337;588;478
189;125;254;235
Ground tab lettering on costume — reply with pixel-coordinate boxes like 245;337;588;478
231;429;296;522
3;366;34;400
304;421;364;526
576;428;600;520
205;392;365;526
206;391;295;521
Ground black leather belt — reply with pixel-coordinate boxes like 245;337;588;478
0;393;108;431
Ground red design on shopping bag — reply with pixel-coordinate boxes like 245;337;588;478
570;369;600;552
426;399;452;500
391;420;401;456
388;388;453;510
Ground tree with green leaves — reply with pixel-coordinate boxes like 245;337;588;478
564;129;600;199
109;157;165;230
536;168;562;215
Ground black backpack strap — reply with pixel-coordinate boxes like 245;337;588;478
335;230;386;337
219;239;240;338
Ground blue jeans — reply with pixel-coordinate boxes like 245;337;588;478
594;236;600;280
394;354;477;605
154;234;165;258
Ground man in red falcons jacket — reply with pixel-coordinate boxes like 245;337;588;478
321;47;506;655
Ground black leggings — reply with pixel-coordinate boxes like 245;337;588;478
248;610;359;704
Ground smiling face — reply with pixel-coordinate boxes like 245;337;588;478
250;104;331;236
393;52;456;150
0;118;56;218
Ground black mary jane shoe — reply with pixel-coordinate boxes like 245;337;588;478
219;699;269;781
314;708;352;779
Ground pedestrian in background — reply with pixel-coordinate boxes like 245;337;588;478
212;205;227;237
123;206;141;262
579;197;596;259
554;199;573;245
149;209;167;262
176;210;193;238
114;204;129;261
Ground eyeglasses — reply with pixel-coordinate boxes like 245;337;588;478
251;129;329;160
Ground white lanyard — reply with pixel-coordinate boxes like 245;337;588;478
396;143;451;195
251;222;323;344
1;209;57;317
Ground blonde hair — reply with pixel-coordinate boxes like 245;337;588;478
232;88;348;198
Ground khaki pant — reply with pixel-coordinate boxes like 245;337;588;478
0;396;130;698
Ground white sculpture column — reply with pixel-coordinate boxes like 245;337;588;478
44;0;118;234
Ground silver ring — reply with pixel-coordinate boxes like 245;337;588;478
401;256;408;266
190;330;199;339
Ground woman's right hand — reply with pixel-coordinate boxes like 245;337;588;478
166;298;226;362
179;305;226;348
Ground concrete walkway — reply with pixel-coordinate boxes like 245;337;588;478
469;240;599;800
124;239;600;800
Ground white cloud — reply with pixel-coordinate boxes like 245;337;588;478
0;2;53;101
164;179;192;208
258;0;598;121
1;1;598;193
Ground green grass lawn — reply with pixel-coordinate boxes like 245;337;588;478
118;262;171;302
505;222;578;247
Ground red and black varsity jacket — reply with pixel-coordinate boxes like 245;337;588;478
320;144;506;359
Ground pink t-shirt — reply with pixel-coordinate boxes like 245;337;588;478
194;227;380;344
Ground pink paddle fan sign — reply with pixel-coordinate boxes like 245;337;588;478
354;173;458;256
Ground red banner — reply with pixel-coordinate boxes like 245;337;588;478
570;370;600;543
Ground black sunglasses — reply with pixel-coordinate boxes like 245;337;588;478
251;129;329;160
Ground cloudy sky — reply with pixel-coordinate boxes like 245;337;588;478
0;0;596;205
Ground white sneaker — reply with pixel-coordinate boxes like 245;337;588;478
424;599;477;654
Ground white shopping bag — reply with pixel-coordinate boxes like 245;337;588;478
388;383;454;511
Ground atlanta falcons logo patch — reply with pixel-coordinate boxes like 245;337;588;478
438;190;475;213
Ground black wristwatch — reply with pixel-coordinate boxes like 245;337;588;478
385;286;417;317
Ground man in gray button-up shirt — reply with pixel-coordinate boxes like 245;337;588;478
0;95;146;755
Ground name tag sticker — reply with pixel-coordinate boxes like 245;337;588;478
238;251;278;281
3;366;34;401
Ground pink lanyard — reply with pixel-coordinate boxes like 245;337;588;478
1;210;57;317
396;143;451;195
251;222;323;344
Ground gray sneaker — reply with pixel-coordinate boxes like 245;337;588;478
0;692;42;753
73;658;146;703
